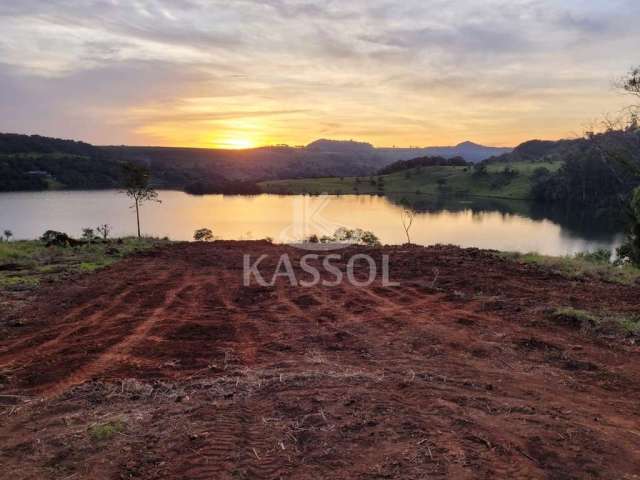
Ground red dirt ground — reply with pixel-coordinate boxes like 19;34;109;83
1;241;640;479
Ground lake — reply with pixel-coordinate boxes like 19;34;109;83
0;190;625;256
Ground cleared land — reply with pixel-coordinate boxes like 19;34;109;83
261;160;562;199
1;241;640;479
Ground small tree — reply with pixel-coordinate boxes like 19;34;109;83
96;224;112;240
121;163;160;238
3;230;12;242
193;228;214;242
82;228;96;241
400;206;415;244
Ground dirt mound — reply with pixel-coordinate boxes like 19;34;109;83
1;242;640;479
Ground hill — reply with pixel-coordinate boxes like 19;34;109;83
378;155;469;175
305;138;376;154
484;129;640;208
0;133;512;192
103;143;390;186
377;141;512;164
0;134;123;191
261;159;563;199
8;132;637;205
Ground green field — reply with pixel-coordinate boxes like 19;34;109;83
261;160;563;200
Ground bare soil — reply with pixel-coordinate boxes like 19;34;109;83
1;241;640;479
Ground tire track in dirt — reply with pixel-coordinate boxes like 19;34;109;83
0;281;162;367
167;401;289;480
3;243;640;479
38;270;192;398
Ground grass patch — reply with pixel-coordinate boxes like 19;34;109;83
260;160;563;200
502;250;640;285
0;275;40;288
79;261;109;272
552;307;599;328
88;420;125;441
552;307;640;336
0;237;171;290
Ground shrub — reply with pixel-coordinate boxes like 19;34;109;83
305;228;381;247
193;228;214;242
88;420;125;441
617;187;640;266
82;228;96;241
574;249;611;263
40;230;79;247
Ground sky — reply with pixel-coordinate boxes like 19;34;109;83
0;0;638;149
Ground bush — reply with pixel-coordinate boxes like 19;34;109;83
88;420;125;442
305;228;381;247
193;228;214;242
82;228;96;241
574;249;611;263
40;230;80;247
617;188;640;266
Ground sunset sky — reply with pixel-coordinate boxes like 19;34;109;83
0;0;638;149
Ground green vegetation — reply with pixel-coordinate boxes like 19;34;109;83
0;152;123;191
304;227;381;247
502;249;640;285
552;307;640;336
88;420;125;442
260;160;563;200
0;237;170;289
618;187;640;266
193;228;214;241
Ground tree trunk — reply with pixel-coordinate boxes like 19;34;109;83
135;200;141;238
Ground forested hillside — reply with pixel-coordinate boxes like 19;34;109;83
378;155;469;175
0;134;122;191
0;133;515;193
484;128;640;209
2;131;638;204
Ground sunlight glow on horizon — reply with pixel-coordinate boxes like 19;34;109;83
214;138;257;150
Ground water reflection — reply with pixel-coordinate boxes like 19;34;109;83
0;190;625;256
385;193;625;244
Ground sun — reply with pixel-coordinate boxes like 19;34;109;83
218;138;255;149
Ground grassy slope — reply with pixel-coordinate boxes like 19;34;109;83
501;251;640;286
0;238;171;289
261;160;562;199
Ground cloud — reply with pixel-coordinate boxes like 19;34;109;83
0;0;638;147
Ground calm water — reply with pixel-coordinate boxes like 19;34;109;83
0;190;625;256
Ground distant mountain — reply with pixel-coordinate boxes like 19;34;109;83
305;139;375;154
377;141;512;164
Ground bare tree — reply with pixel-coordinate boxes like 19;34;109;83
400;206;415;244
96;224;112;240
3;230;12;242
121;163;160;238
